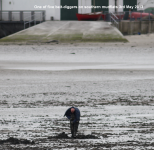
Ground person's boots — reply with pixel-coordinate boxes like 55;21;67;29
73;123;78;138
75;122;79;133
73;132;76;138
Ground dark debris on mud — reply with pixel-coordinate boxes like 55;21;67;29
48;132;100;139
1;93;154;108
0;137;35;145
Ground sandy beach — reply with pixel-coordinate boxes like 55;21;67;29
0;34;154;149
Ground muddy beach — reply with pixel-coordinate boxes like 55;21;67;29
0;38;154;149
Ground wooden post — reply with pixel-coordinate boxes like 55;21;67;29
81;0;82;14
152;21;154;32
149;21;151;33
42;11;45;21
129;11;132;35
140;21;142;34
93;0;95;13
115;0;117;13
148;13;151;33
140;12;142;34
0;11;1;21
131;21;134;35
0;0;1;21
31;11;34;20
0;0;2;11
20;11;23;21
119;21;123;33
9;11;12;21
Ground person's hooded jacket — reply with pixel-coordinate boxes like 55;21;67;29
64;107;80;123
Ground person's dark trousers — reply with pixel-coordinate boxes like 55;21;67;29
70;121;79;137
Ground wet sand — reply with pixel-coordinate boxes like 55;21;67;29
0;35;154;149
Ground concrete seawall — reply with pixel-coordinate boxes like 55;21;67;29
0;22;42;39
119;20;154;35
0;21;127;44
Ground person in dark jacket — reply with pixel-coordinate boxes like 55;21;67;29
64;107;80;138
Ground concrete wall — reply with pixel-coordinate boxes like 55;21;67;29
78;0;91;14
0;22;24;38
137;0;154;11
118;0;123;12
54;0;60;20
1;0;150;21
109;0;147;12
109;0;115;12
2;0;60;20
2;0;92;20
119;20;154;35
142;0;154;10
0;22;42;39
109;0;145;12
109;0;123;12
0;0;2;11
137;0;147;11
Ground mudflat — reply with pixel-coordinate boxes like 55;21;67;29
0;35;154;149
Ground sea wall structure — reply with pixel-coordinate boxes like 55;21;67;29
119;20;154;35
0;21;127;43
1;0;146;21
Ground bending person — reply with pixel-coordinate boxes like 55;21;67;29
64;107;81;138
